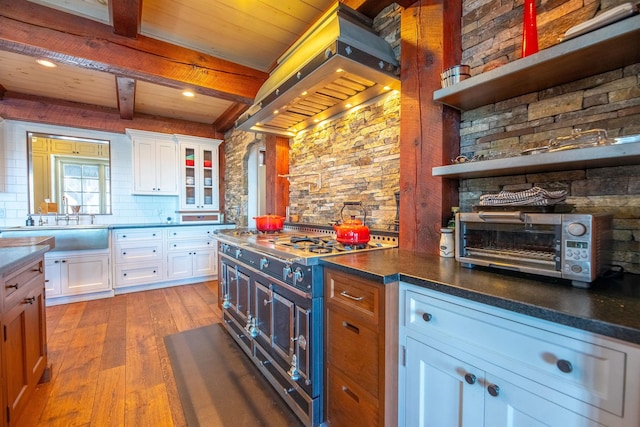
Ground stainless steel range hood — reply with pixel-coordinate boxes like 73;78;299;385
235;2;400;137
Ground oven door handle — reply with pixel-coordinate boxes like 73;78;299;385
478;211;525;222
239;246;303;264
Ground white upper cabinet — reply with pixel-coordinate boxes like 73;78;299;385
127;129;179;195
173;134;222;211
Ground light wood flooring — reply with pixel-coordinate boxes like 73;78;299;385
16;281;222;427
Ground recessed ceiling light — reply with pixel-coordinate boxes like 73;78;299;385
346;103;352;108
182;91;195;97
274;110;279;114
36;59;57;68
301;91;308;96
383;86;391;91
336;68;344;73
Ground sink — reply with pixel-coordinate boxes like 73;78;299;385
0;225;109;251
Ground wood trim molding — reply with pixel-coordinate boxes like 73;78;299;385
110;0;142;38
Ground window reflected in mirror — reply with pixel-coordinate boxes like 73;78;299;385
28;132;112;215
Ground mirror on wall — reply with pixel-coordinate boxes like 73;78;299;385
27;132;111;215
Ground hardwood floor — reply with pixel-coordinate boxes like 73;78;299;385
16;282;223;427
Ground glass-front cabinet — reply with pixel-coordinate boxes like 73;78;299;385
174;135;222;212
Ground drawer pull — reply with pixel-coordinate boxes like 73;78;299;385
464;373;476;385
422;312;433;322
556;359;573;373
339;291;363;301
487;384;500;397
24;296;36;305
342;321;360;334
6;283;18;289
341;385;360;403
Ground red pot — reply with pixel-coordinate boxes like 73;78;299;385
333;215;370;245
254;214;285;232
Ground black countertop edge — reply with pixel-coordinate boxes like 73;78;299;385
399;275;640;345
0;246;49;276
321;249;640;346
108;222;236;229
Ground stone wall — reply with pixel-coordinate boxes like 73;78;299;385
223;4;402;230
459;0;640;273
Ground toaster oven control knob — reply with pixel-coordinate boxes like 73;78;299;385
260;258;269;270
294;267;304;283
566;222;587;236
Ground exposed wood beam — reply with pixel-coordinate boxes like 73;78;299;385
213;103;251;134
265;135;289;218
115;76;136;120
110;0;142;38
0;83;5;100
341;0;413;17
0;91;223;139
399;0;461;254
0;0;267;105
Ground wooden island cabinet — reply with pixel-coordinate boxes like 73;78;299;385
1;253;48;426
324;267;398;427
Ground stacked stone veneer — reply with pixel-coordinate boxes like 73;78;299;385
223;4;402;230
460;0;640;273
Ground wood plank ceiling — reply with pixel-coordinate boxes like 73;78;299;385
0;0;400;135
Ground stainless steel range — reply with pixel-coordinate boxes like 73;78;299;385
215;226;397;426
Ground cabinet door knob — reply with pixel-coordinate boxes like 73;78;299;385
556;359;573;373
422;312;432;322
487;384;500;397
464;373;476;384
6;283;18;289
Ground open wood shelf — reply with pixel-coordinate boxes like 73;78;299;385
433;15;640;111
432;141;640;179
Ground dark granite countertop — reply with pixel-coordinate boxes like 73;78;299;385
0;246;49;276
321;249;640;345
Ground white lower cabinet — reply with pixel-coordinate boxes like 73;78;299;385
44;250;110;297
113;227;165;289
166;225;217;280
399;283;640;427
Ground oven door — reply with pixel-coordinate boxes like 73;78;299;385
457;212;562;276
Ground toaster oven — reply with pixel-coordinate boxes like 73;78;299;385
455;212;613;288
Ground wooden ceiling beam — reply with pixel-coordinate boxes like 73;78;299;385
341;0;414;18
0;0;266;105
0;91;223;139
110;0;142;38
213;103;251;133
115;76;136;120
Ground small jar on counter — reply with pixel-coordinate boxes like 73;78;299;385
439;228;455;258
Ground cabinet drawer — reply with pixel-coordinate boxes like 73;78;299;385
325;269;380;325
113;228;163;242
115;264;163;287
115;244;163;264
404;289;626;416
4;259;43;301
327;366;378;427
327;308;379;398
167;227;215;240
167;238;216;251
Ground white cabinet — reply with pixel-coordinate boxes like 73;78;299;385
44;250;110;297
127;129;178;195
174;134;221;211
399;284;640;427
50;138;108;158
112;227;165;288
166;225;218;279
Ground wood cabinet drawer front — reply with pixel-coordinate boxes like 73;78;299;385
404;289;626;415
327;366;378;427
114;228;163;241
167;238;216;251
327;309;379;398
167;227;214;240
4;259;43;300
326;269;379;324
116;244;163;263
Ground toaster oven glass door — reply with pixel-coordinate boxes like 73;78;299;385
459;222;560;271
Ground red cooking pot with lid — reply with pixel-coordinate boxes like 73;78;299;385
254;214;285;232
333;202;370;245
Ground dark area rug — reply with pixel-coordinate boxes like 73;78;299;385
164;323;303;427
